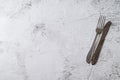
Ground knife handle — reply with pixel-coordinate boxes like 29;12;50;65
91;38;105;65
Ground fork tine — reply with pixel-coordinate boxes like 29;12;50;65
97;15;106;29
99;16;103;29
101;16;106;28
101;15;106;28
99;16;102;28
97;15;102;28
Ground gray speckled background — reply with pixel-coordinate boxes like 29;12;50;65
0;0;120;80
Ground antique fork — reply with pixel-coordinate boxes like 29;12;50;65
86;15;106;64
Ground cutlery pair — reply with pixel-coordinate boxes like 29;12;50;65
86;15;112;65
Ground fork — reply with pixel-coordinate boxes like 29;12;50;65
86;15;106;64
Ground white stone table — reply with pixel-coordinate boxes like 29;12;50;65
0;0;120;80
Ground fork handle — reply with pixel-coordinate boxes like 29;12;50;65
86;34;98;63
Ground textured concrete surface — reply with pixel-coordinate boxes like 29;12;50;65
0;0;120;80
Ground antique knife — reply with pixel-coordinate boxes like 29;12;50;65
91;21;112;65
